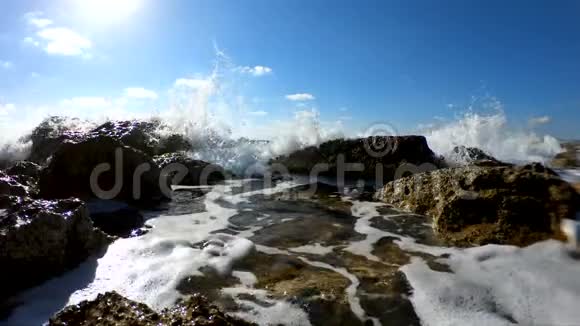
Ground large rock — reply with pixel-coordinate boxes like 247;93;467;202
26;116;89;164
49;291;254;326
26;117;193;164
90;120;192;157
271;136;442;181
38;136;170;204
375;163;580;246
0;196;111;298
153;152;227;186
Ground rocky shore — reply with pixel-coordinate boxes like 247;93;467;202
1;117;579;325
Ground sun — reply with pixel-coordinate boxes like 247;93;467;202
73;0;144;25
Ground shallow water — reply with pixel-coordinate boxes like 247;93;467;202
2;179;580;326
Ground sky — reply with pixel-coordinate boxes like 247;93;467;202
0;0;579;139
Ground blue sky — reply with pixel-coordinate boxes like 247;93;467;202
0;0;579;139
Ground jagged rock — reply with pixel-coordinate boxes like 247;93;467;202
5;161;41;196
0;196;111;299
26;117;193;164
270;136;442;181
86;200;145;237
38;136;170;205
375;163;579;247
90;120;192;156
0;171;28;197
153;152;227;186
49;291;254;326
26;116;90;164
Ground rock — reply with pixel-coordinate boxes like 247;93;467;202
0;172;28;197
270;136;442;181
153;152;227;186
5;161;41;196
86;200;145;237
6;161;41;178
375;163;580;246
38;136;170;205
90;120;192;156
447;146;504;166
0;196;111;299
26;117;193;164
551;141;580;168
49;291;254;326
26;116;90;164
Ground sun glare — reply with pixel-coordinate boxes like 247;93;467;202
73;0;143;25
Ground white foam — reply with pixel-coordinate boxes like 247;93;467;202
344;200;449;261
289;243;336;256
402;240;580;326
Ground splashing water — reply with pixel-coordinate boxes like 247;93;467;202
423;110;562;164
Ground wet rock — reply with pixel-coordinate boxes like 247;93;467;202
49;291;254;326
5;161;41;196
0;196;111;299
26;116;90;163
271;136;442;181
153;152;227;186
86;200;145;237
26;117;193;164
447;145;505;166
90;120;192;156
38;136;170;205
0;171;28;197
376;163;580;246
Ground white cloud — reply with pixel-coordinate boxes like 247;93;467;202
124;87;158;100
236;65;273;77
0;60;13;69
61;96;110;108
248;110;268;116
529;115;551;126
24;12;53;28
23;12;92;57
339;107;349;112
36;27;92;56
285;93;315;101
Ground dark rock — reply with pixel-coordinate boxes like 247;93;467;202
49;291;254;326
5;161;41;196
90;120;192;156
153;152;227;186
6;161;41;178
25;117;193;164
86;200;145;237
375;163;579;246
26;116;89;164
0;171;28;197
38;136;170;205
0;196;111;299
270;136;442;182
